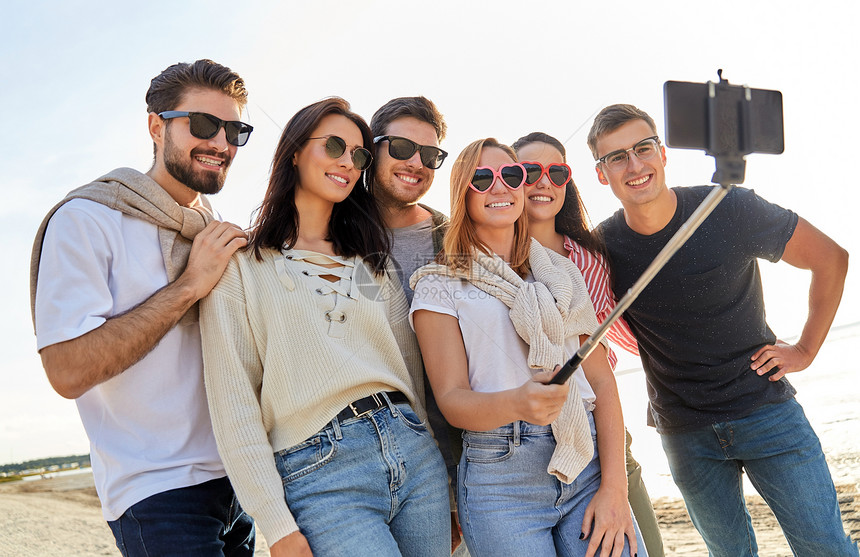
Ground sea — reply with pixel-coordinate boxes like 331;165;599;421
614;321;860;499
20;466;91;482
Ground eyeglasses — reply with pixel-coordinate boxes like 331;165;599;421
470;164;526;193
373;135;448;170
307;136;373;171
596;136;660;172
158;111;253;147
522;161;572;188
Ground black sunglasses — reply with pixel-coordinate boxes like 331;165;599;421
159;111;253;147
307;136;373;171
373;135;448;170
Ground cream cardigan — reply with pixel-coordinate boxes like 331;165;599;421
200;247;425;545
30;167;213;328
411;239;603;483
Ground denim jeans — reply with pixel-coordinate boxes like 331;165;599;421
458;411;645;557
660;398;857;556
107;476;255;556
274;395;450;556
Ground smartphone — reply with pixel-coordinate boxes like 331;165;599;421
664;79;784;156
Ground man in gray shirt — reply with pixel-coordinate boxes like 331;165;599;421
369;97;466;554
369;97;449;301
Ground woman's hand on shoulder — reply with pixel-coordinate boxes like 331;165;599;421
269;531;313;557
514;369;569;426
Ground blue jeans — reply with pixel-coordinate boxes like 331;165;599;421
458;412;645;557
275;395;450;556
107;476;255;556
660;398;857;556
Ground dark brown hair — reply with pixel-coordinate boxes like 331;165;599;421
586;104;658;159
248;97;389;274
370;96;447;142
513;132;607;260
145;59;248;114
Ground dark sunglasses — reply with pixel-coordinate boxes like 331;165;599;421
522;161;572;187
373;135;448;170
158;111;253;147
470;164;526;193
307;135;373;171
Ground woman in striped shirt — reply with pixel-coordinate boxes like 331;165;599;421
513;132;665;557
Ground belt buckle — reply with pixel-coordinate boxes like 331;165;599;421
349;392;382;419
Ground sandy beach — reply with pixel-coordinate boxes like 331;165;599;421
0;470;272;556
0;467;857;556
3;327;858;556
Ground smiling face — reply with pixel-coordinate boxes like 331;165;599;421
594;118;668;209
372;116;439;208
517;141;566;227
466;146;524;234
158;87;241;196
294;113;363;206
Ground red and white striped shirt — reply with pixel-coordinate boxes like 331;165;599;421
564;236;639;370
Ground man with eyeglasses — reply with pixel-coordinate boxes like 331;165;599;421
368;96;470;555
589;104;855;555
30;59;255;555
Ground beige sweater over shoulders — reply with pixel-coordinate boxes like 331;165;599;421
200;247;424;545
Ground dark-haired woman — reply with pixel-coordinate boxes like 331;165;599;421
513;132;664;557
200;97;450;557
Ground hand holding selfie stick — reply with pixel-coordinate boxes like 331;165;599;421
550;71;784;385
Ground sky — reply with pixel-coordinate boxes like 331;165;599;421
1;0;858;466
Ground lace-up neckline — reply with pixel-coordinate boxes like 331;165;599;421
284;249;355;298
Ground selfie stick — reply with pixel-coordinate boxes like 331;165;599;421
548;183;733;384
549;70;764;385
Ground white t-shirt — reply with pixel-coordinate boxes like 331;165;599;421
34;199;225;521
410;273;595;402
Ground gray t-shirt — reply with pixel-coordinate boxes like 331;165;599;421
390;217;436;303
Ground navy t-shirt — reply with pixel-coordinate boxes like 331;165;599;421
600;186;799;433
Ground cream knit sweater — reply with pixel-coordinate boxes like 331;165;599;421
200;247;425;545
411;239;603;483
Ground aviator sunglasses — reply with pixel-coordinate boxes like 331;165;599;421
522;161;572;188
469;164;527;193
158;111;254;147
373;135;448;170
306;136;373;171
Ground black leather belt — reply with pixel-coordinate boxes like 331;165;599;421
335;391;409;422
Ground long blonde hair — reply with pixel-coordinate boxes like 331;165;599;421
443;138;531;276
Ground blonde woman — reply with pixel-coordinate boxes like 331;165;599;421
410;138;644;557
